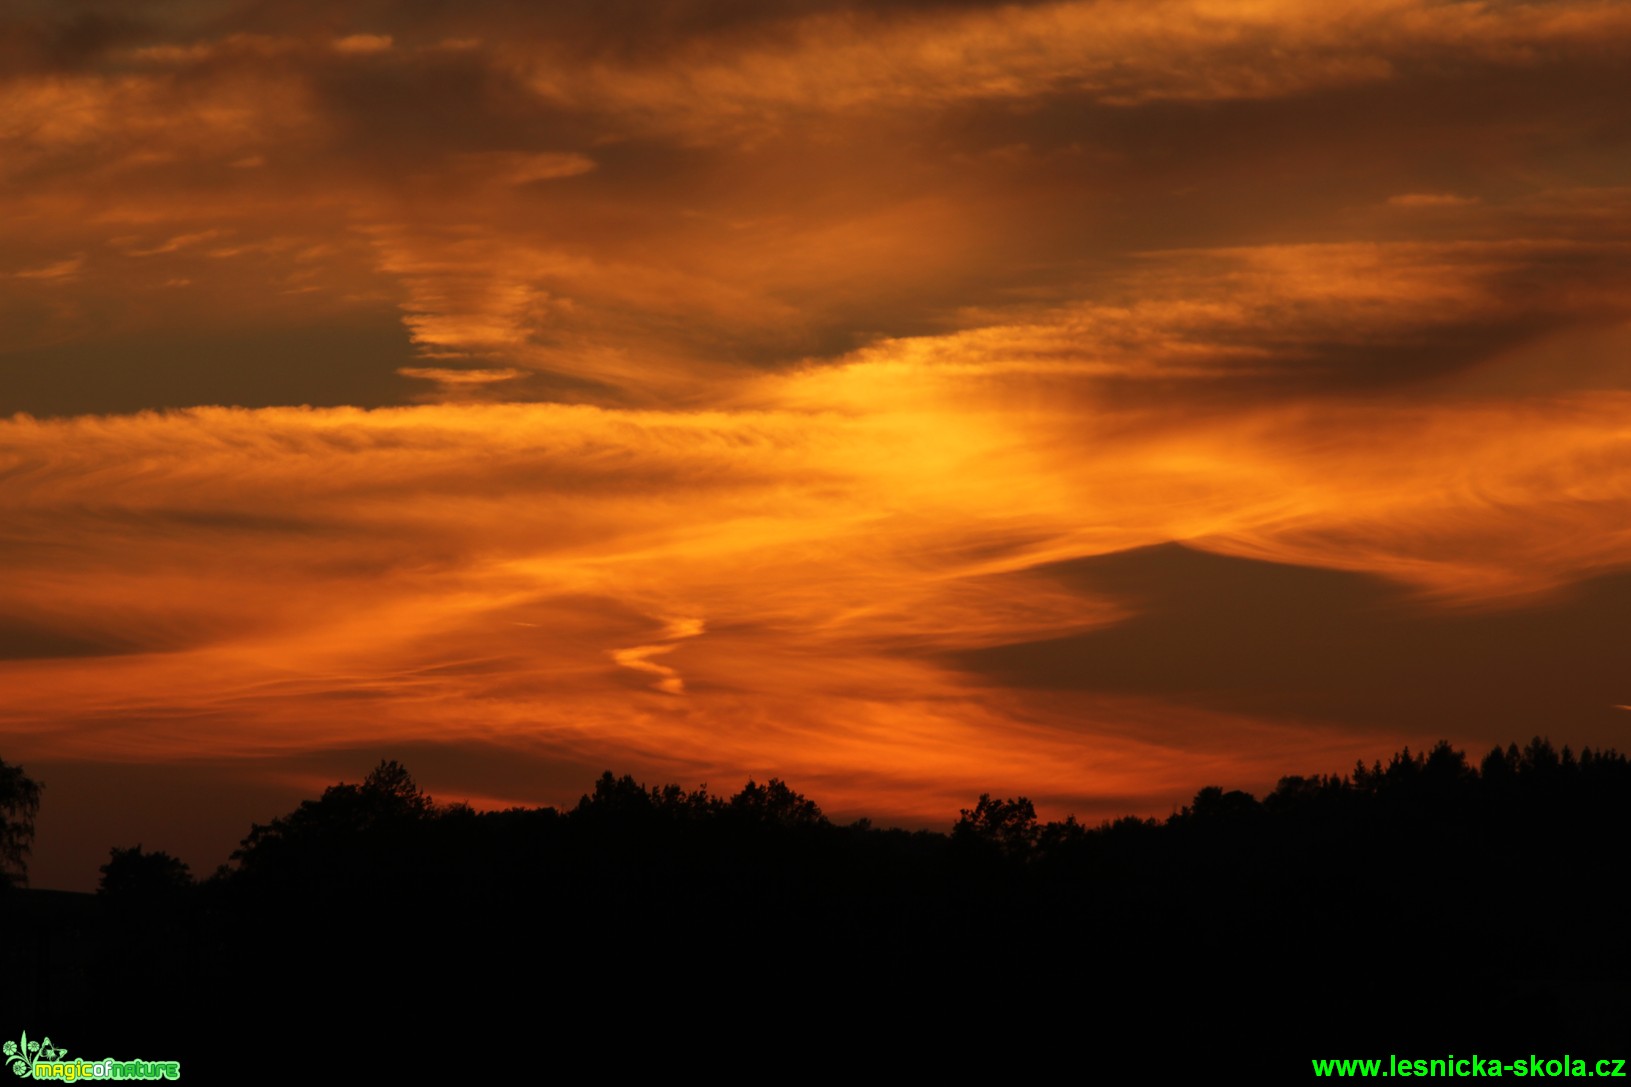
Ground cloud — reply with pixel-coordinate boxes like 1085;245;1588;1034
4;370;1630;784
505;0;1631;138
398;366;525;388
611;644;687;695
123;229;222;257
610;615;705;694
12;255;84;281
8;0;1631;413
331;34;392;55
1388;192;1480;208
951;543;1631;738
446;151;595;187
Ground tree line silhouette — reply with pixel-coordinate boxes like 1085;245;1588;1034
4;737;1629;1075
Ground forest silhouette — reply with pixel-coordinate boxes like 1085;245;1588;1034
3;738;1629;1076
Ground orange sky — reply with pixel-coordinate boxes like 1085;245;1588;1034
4;0;1631;890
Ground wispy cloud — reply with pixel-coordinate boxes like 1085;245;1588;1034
13;255;84;281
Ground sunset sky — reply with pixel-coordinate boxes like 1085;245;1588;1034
5;0;1631;890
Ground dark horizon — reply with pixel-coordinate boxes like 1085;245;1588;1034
7;734;1629;1077
3;729;1621;894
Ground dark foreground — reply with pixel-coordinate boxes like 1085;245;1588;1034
5;739;1629;1078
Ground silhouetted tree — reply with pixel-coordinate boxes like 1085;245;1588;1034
0;757;41;889
953;793;1039;857
1265;773;1344;814
728;779;824;827
1178;785;1261;823
1037;814;1087;849
360;759;436;817
98;845;194;901
231;759;435;874
1422;740;1472;784
1522;735;1561;776
574;771;659;818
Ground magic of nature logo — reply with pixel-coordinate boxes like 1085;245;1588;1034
5;1032;179;1081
